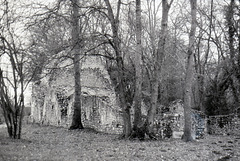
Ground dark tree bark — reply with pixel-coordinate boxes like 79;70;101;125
227;0;240;108
182;0;197;142
0;29;25;139
228;0;236;62
69;0;84;130
0;62;24;139
104;0;132;138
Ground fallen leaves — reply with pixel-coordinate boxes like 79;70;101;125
0;124;240;160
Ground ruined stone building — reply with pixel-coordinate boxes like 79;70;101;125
27;56;210;137
30;57;123;134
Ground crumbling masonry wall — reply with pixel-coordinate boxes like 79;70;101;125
30;57;123;134
208;114;240;136
152;100;206;139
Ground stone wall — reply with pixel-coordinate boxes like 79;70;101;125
207;114;240;136
191;110;206;139
152;100;183;139
153;100;206;139
81;95;122;134
30;57;123;134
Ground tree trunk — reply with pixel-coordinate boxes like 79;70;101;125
17;65;25;139
0;69;14;138
227;0;240;108
182;0;197;142
228;0;235;63
133;0;142;130
69;0;84;130
104;0;132;138
147;0;172;138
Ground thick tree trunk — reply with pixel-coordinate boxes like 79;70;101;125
69;0;84;130
117;57;131;137
147;0;172;138
227;0;240;108
182;0;197;142
133;0;142;130
228;0;235;62
104;0;132;138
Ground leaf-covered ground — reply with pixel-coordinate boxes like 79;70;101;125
0;123;240;161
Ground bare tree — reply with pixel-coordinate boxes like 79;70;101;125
182;0;197;142
194;0;214;113
0;0;27;139
103;0;132;138
69;0;84;129
27;0;87;130
147;0;173;138
132;0;143;132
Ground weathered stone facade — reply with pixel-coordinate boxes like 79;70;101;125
207;114;240;136
30;57;123;134
153;100;185;139
153;100;206;139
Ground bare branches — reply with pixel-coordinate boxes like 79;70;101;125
169;0;174;7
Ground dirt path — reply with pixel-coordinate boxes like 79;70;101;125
0;124;240;161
